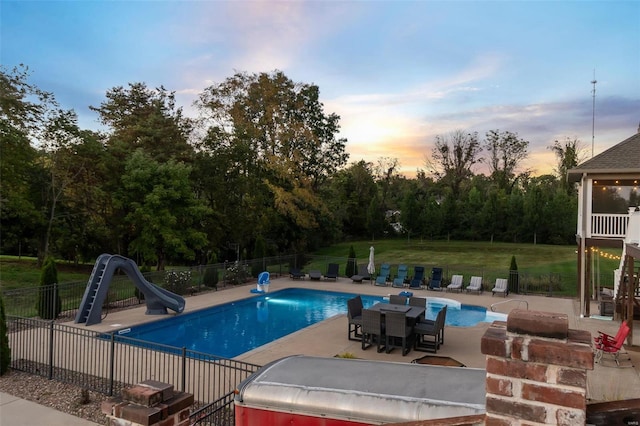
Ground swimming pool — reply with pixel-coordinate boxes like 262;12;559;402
115;288;506;358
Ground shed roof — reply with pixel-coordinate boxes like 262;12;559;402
568;132;640;180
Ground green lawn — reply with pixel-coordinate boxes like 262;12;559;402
0;240;624;297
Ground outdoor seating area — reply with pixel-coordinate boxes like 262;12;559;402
348;295;447;356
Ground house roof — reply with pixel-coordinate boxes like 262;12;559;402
568;131;640;181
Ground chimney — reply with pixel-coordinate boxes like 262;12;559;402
481;309;594;425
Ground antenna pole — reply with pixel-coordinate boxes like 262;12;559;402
591;71;597;157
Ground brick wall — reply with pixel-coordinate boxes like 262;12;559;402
481;309;594;425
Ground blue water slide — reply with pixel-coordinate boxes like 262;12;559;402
74;254;185;326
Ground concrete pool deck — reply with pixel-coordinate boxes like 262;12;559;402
80;275;640;403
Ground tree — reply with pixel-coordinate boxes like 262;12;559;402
0;292;10;375
37;257;61;319
196;70;349;253
91;83;193;163
548;137;584;194
0;66;50;257
115;150;209;270
484;130;529;193
366;193;386;240
428;130;482;197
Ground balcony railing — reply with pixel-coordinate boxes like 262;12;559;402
590;213;629;238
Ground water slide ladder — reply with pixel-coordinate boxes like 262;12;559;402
74;254;112;326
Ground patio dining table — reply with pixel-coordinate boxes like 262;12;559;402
369;302;425;323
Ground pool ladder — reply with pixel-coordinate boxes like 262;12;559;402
490;299;528;313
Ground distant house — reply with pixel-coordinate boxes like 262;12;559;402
568;128;640;331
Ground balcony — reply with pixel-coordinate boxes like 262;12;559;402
589;213;629;239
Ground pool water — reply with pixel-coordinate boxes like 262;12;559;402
115;288;505;358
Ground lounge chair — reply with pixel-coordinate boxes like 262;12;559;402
361;309;385;352
465;276;483;294
289;268;305;280
392;264;409;288
385;312;413;355
446;274;463;292
409;266;425;289
594;322;630;366
324;263;339;281
389;295;407;305
491;278;509;297
347;296;363;341
414;305;447;353
308;270;322;280
428;267;443;291
375;263;391;286
351;264;371;283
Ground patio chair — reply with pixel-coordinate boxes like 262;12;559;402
361;309;385;352
409;266;425;289
446;274;463;292
347;296;363;341
491;278;509;297
351;264;371;283
594;321;629;346
594;322;630;366
324;263;339;281
414;305;447;353
428;267;443;291
465;276;483;294
409;296;426;321
289;268;305;280
375;263;391;286
308;270;322;280
392;264;409;288
389;294;408;305
385;312;413;356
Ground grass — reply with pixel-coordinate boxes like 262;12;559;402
307;239;624;297
1;240;625;304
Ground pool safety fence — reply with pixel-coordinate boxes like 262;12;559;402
190;390;236;426
6;316;261;407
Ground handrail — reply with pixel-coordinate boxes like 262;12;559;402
490;299;528;312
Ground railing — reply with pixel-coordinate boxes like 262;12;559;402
590;213;629;238
7;316;261;406
490;299;529;313
190;391;236;426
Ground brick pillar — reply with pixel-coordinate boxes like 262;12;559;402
481;309;594;425
102;380;194;426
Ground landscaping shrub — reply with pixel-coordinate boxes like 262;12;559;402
203;265;219;289
0;293;10;375
251;236;266;277
508;255;519;294
37;257;62;319
346;245;357;277
164;270;192;295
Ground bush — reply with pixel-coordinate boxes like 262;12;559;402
252;236;267;277
164;270;192;295
225;262;250;285
0;293;10;375
203;266;219;289
508;255;519;294
37;257;62;320
346;245;357;277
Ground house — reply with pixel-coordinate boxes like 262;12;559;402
568;127;640;343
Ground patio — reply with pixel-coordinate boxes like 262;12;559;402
77;275;640;402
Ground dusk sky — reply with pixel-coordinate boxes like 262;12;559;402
2;1;639;177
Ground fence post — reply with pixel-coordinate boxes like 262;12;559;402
109;333;115;396
48;320;54;380
181;347;187;393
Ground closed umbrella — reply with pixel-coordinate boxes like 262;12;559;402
367;246;375;282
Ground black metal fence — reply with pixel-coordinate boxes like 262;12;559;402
7;316;261;410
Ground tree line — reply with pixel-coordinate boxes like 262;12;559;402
1;65;582;270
